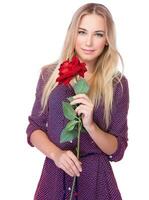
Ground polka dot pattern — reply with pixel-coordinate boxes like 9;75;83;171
26;67;129;199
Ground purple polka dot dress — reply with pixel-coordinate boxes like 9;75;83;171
26;67;129;200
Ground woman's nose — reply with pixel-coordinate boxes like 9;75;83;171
85;35;93;46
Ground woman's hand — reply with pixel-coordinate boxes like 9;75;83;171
70;94;94;129
53;149;82;177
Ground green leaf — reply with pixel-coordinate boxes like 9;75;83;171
65;120;78;131
62;102;77;120
60;128;78;143
74;79;89;94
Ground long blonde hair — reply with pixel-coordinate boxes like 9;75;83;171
41;3;123;128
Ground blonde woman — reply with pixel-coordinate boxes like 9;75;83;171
26;3;129;200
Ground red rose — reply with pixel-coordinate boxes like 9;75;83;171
56;56;87;85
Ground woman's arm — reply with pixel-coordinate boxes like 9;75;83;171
85;122;118;155
71;76;129;160
71;94;118;155
30;130;82;177
30;129;61;160
26;67;82;176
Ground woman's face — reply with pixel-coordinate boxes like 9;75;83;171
75;14;107;67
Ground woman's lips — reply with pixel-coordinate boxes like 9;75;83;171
81;48;95;54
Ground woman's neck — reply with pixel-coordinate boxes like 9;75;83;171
85;59;97;73
84;71;93;83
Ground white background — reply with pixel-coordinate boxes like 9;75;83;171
0;0;149;199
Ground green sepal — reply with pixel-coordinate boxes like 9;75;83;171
74;79;89;94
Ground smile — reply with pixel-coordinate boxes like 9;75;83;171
81;48;95;54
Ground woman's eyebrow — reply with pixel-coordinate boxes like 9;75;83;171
78;27;87;31
78;27;105;33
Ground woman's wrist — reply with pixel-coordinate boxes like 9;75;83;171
49;147;62;162
85;121;97;134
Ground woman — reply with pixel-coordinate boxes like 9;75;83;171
26;3;129;200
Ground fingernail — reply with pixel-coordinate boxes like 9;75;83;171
67;96;74;102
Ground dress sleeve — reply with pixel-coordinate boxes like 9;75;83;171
26;67;50;147
107;76;129;162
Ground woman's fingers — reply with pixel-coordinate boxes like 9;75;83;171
70;94;92;106
65;151;82;176
65;158;80;177
66;151;82;172
60;162;74;177
56;150;82;177
71;99;90;106
72;94;88;99
75;104;92;116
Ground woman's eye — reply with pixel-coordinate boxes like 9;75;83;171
95;33;104;37
78;31;86;35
